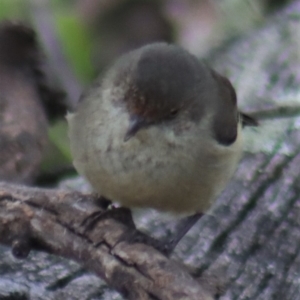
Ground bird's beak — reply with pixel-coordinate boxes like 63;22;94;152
124;115;147;142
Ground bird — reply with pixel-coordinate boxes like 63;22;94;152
67;42;256;252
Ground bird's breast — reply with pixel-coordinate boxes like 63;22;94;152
68;95;243;214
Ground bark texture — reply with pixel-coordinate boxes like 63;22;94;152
0;21;65;184
0;183;213;300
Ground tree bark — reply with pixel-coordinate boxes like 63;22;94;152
0;182;213;300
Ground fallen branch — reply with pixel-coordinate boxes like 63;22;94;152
0;182;213;300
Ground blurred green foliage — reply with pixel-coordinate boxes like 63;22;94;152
47;3;94;170
0;0;93;176
51;4;95;83
0;0;94;82
0;0;27;19
44;120;72;174
48;120;72;163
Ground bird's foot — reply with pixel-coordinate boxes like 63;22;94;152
81;196;135;232
93;195;112;210
82;199;203;257
118;212;203;257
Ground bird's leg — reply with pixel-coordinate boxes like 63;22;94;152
82;198;203;256
94;196;112;210
81;196;136;231
162;213;203;256
124;213;204;256
81;202;168;253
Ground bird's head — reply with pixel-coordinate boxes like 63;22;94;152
106;43;239;145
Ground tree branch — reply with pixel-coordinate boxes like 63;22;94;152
0;182;213;300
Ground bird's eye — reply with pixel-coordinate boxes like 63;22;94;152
170;108;179;116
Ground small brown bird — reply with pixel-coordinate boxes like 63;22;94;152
67;43;255;250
